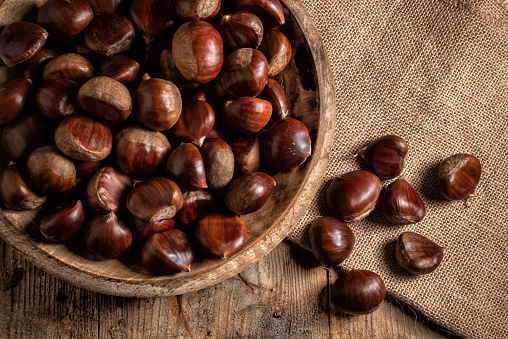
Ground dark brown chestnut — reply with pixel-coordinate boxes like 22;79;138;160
225;172;275;215
308;216;355;267
195;213;248;259
126;177;184;223
142;229;194;275
0;22;48;67
172;21;223;84
264;118;311;172
174;0;221;20
114;126;171;177
166;143;208;191
227;133;264;173
36;78;80;123
181;87;209;105
0;78;32;126
83;211;132;260
86;0;125;14
36;0;94;44
436;153;481;200
160;49;201;90
129;215;175;242
222;97;272;134
258;30;291;77
331;270;386;315
42;53;95;84
26;146;77;195
0;164;46;210
214;48;268;99
54;115;113;161
235;0;284;29
20;50;57;84
326;170;382;222
130;0;177;44
358;135;408;180
74;160;103;176
85;14;135;56
40;200;85;243
87;166;132;213
381;176;425;225
258;78;288;125
172;100;215;146
174;190;215;228
97;55;140;84
218;11;263;52
201;138;235;189
396;231;445;275
67;39;107;64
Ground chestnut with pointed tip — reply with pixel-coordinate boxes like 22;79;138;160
235;0;285;29
85;14;135;56
40;200;85;243
218;11;264;52
381;176;425;225
98;55;140;84
42;53;95;85
174;0;221;20
227;133;264;173
160;49;201;90
359;135;408;180
172;100;215;146
0;78;32;126
174;190;215;228
87;166;132;213
309;216;355;266
0;22;48;67
201;139;235;189
225;172;275;215
258;78;288;125
36;78;80;123
436;153;481;200
0;164;46;210
259;30;292;76
222;97;272;134
396;231;445;275
166;143;208;191
130;0;177;44
129;216;176;242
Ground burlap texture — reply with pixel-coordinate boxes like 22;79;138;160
287;0;508;338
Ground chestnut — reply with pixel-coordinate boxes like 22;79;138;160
201;138;235;189
381;176;425;225
0;22;48;67
0;164;46;210
97;55;140;84
82;212;132;260
130;0;177;44
87;166;132;213
67;39;107;64
194;213;248;259
235;0;285;29
85;14;135;56
134;76;182;131
54;115;113;162
142;229;194;275
174;0;221;20
26;146;77;195
172;100;215;146
258;30;292;77
166;143;208;191
78;76;132;122
308;216;355;266
214;48;268;99
181;87;209;105
225;172;275;215
331;270;386;315
114;126;171;178
264;118;311;172
227;133;264;173
74;160;103;176
218;11;263;52
126;177;183;223
174;190;215;228
326;170;382;222
40;200;85;243
42;53;95;85
436;153;481;200
0;78;33;126
258;78;288;125
396;231;445;275
160;49;201;90
358;135;408;180
86;0;125;14
20;50;57;84
222;97;272;134
129;215;175;242
36;0;94;45
36;78;80;123
172;21;223;84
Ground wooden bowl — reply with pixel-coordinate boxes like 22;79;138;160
0;0;335;297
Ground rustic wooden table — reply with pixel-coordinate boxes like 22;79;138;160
0;237;458;338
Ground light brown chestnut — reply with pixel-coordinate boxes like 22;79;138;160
129;215;175;242
83;212;132;260
20;50;57;84
201;138;235;189
0;78;33;126
436;153;481;200
36;78;80;123
131;0;177;44
259;30;292;76
174;0;221;20
0;164;46;210
258;78;288;125
396;231;445;275
222;97;272;134
235;0;285;29
42;53;95;85
381;176;425;225
40;200;85;243
309;216;355;267
358;135;408;180
166;143;208;191
160;49;201;90
0;22;48;67
225;172;275;215
97;55;140;84
172;100;215;146
86;0;125;14
174;190;215;228
87;166;132;213
85;14;135;56
218;11;263;52
227;133;264;173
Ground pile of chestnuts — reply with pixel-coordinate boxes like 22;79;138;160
0;0;313;276
309;134;481;315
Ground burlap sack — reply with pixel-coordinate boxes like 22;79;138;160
288;0;508;338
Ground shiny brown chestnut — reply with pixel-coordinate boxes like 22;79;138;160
27;146;77;195
259;30;291;77
97;55;140;84
74;160;103;176
172;21;223;84
436;153;481;200
331;270;386;315
142;229;194;275
326;170;382;222
36;78;79;123
227;133;264;173
78;76;132;122
87;166;132;213
86;0;125;14
85;14;135;56
0;22;48;67
0;164;46;210
195;213;248;259
225;172;275;215
40;200;85;243
135;76;182;131
36;0;94;44
235;0;284;29
222;97;272;134
174;190;215;228
396;231;445;275
20;50;57;84
218;12;263;52
0;78;33;126
67;39;107;64
264;118;311;172
166;143;208;191
42;53;95;85
131;0;177;44
358;135;408;180
83;211;132;260
174;0;221;20
55;115;113;162
160;49;201;90
181;87;209;105
381;176;425;225
201;138;235;189
309;216;355;267
126;177;184;223
258;78;288;125
114;126;171;177
129;215;175;242
172;100;215;146
214;48;268;99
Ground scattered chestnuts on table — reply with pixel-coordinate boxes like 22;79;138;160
309;216;355;267
396;231;445;275
381;176;425;225
436;153;481;200
358;135;408;180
